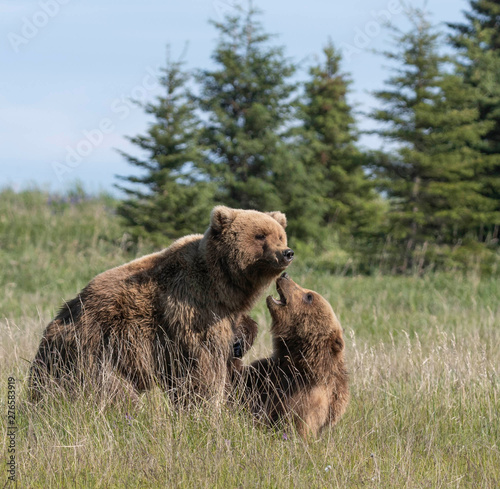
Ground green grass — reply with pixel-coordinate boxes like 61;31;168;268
1;188;499;488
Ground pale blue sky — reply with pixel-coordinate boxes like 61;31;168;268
1;0;469;193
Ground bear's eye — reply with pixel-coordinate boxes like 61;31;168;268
304;293;314;304
255;234;266;241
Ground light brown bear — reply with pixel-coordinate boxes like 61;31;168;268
29;206;294;404
236;273;349;438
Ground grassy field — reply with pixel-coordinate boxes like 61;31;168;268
1;188;499;488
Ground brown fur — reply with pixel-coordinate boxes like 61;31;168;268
236;274;349;438
29;206;293;404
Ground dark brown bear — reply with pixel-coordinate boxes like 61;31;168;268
29;206;293;404
236;274;349;438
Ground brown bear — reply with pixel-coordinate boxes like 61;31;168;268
235;273;349;438
29;206;294;405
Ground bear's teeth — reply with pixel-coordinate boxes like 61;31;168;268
272;294;286;305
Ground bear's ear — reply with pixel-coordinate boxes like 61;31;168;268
266;211;287;229
330;332;344;353
211;206;237;232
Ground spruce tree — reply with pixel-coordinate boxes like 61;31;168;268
196;4;296;212
370;9;492;269
116;55;213;244
298;41;382;239
449;0;500;239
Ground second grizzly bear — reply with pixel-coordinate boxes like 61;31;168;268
236;274;349;438
29;206;293;404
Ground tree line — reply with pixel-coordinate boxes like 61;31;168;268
116;2;500;274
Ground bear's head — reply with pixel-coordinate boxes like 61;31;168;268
207;206;294;283
266;273;344;361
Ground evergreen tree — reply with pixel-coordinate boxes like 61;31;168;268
116;55;214;244
196;4;296;212
370;9;493;269
449;0;500;239
298;41;382;239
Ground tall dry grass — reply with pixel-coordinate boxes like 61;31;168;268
0;188;498;487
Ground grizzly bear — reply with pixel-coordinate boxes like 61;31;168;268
235;273;349;438
29;206;294;404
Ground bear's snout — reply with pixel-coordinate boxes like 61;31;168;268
282;249;294;262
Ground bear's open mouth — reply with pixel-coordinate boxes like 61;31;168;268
271;284;287;306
